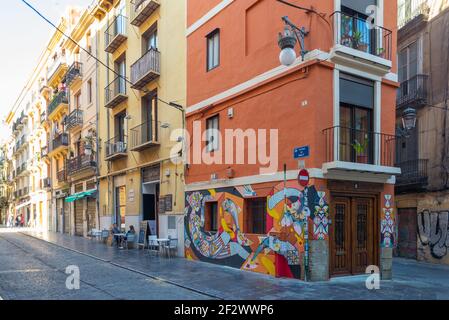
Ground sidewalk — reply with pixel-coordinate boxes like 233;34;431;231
21;230;449;300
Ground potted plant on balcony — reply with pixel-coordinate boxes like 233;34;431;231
376;47;386;58
352;135;369;164
352;31;368;52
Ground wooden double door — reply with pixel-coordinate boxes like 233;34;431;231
330;196;377;276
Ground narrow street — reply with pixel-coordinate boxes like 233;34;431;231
0;229;212;300
0;228;448;300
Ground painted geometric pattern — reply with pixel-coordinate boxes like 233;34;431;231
184;182;329;280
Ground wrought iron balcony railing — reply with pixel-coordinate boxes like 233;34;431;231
105;15;128;53
130;120;160;151
51;133;69;152
65;62;82;86
397;74;428;109
57;169;67;183
67;154;96;176
105;77;127;108
105;135;128;160
41;146;49;158
48;91;68;117
398;0;430;29
65;109;83;131
331;11;392;61
130;48;160;90
395;159;428;189
130;0;160;27
41;177;51;189
323;126;396;167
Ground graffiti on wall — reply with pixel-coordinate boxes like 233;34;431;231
418;210;449;259
381;194;395;248
184;182;329;279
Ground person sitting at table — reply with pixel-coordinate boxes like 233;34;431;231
124;225;136;239
111;223;121;247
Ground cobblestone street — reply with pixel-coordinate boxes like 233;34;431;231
0;228;448;300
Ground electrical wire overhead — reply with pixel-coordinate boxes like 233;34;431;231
19;0;181;110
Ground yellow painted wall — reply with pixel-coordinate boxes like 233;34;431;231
96;0;186;228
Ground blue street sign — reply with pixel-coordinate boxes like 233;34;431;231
294;146;310;159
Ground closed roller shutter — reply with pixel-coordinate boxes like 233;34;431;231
74;200;84;236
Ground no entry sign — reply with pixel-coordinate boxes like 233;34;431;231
298;169;310;187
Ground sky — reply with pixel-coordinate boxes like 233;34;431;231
0;0;93;120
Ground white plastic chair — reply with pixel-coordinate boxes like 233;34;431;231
148;235;160;256
165;237;178;259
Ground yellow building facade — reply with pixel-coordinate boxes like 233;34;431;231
92;0;186;253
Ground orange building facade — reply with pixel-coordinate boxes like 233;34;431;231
185;0;399;281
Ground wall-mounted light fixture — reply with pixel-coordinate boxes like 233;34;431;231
278;16;309;66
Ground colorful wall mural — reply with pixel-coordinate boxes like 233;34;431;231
381;194;395;248
184;181;329;280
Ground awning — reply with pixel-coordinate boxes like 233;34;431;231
65;189;97;203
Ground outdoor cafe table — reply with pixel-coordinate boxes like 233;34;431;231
157;238;170;257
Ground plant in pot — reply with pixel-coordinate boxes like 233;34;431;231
352;135;369;164
352;31;368;52
376;47;386;58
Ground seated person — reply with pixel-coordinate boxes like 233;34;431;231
124;225;136;242
111;223;121;247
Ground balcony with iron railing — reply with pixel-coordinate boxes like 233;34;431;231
41;177;51;189
105;15;128;53
65;109;83;131
50;133;69;155
105;77;128;109
41;146;49;159
67;154;96;176
322;126;401;177
57;168;67;183
130;48;160;90
47;53;68;85
47;91;69;120
398;0;430;30
397;74;428;109
105;135;128;161
40;112;47;124
130;0;160;27
330;11;393;73
64;62;82;87
395;159;428;192
130;120;160;151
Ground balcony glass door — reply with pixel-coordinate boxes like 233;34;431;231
116;59;126;95
340;105;373;164
341;5;375;55
339;73;374;164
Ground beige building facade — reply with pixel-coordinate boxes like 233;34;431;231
395;0;449;265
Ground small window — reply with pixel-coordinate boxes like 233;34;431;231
245;198;267;234
74;91;81;109
87;79;92;104
206;115;219;152
204;202;218;233
206;29;220;71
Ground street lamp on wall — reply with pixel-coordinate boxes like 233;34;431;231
402;107;417;131
278;16;309;66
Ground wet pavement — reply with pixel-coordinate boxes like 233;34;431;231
0;227;448;300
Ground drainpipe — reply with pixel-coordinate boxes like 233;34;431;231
106;11;112;226
95;23;101;231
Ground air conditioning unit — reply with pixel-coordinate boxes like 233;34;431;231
211;173;218;181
